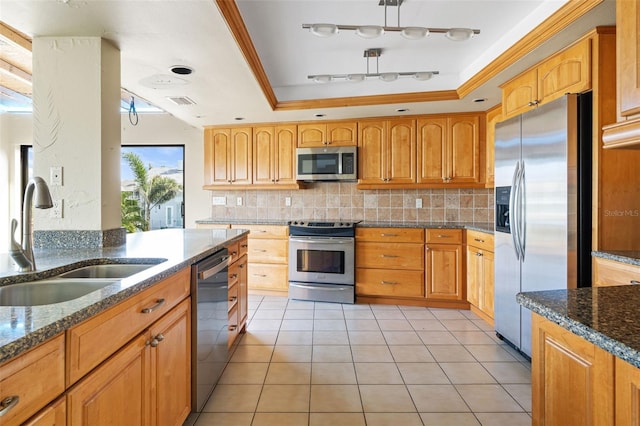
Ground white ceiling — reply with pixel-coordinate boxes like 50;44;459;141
0;0;616;128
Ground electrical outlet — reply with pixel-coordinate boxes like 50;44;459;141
212;196;226;206
51;199;63;218
50;166;63;186
236;197;243;206
285;197;291;207
415;198;423;208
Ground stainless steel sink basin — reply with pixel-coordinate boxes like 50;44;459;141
0;279;117;306
57;263;155;279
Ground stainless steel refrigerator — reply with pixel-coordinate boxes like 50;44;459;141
494;93;592;357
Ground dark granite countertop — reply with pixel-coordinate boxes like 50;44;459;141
196;218;494;234
517;286;640;368
0;228;248;363
592;251;640;267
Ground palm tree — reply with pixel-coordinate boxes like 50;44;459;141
122;152;182;231
121;191;146;232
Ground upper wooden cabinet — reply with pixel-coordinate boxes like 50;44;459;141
417;115;483;185
485;105;502;188
602;1;640;149
253;125;297;186
297;121;357;147
358;118;416;186
501;37;591;119
204;127;252;186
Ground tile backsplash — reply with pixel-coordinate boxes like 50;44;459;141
209;183;494;224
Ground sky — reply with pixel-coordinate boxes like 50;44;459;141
121;146;184;181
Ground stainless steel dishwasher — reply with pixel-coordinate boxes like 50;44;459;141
191;248;230;413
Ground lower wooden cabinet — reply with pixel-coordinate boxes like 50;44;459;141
593;257;640;287
466;230;494;322
532;313;614;426
67;299;191;426
228;236;249;346
23;397;66;426
615;357;640;426
426;229;464;302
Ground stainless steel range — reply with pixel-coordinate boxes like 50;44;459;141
288;221;355;304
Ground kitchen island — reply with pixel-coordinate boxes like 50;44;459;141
0;227;248;362
517;285;640;425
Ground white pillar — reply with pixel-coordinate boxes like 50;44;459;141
31;37;123;246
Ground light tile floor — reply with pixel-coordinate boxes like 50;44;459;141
189;295;532;426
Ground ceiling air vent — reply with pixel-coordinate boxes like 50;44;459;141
166;96;196;106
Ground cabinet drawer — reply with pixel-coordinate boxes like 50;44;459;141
356;227;424;243
228;305;240;346
0;334;65;426
248;263;288;291
356;269;424;297
426;229;463;244
356;242;424;270
228;283;238;312
227;240;240;264
248;238;288;264
231;224;288;239
238;237;249;257
593;257;640;287
66;267;190;385
466;230;494;252
229;261;240;288
23;396;66;426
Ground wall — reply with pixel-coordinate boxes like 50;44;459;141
209;183;494;224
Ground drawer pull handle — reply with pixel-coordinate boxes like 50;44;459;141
239;263;246;268
0;396;19;417
253;274;267;277
254;249;267;252
230;273;238;279
631;280;640;285
381;233;398;237
231;251;238;256
241;244;248;248
474;238;485;243
229;296;237;302
381;281;398;285
381;254;399;258
437;234;452;238
255;230;267;233
141;298;166;314
229;325;238;331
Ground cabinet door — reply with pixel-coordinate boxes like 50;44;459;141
481;250;494;317
297;123;326;147
537;38;591;106
485;106;501;188
67;334;150;426
417;118;447;184
230;128;252;184
327;122;357;146
532;314;614;426
618;0;640;118
449;115;481;183
23;397;66;426
466;245;481;307
274;125;297;184
253;126;275;185
426;244;463;300
501;68;537;119
358;121;386;183
238;254;249;327
150;299;191;426
387;119;416;184
204;128;231;185
615;357;640;426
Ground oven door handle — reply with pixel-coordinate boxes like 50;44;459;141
289;237;354;244
290;283;350;291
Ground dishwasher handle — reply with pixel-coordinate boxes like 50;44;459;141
198;255;230;280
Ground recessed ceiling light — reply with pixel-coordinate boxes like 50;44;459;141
170;65;194;75
314;113;326;118
472;98;488;103
396;108;409;113
234;117;245;121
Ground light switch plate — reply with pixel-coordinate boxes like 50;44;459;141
285;197;291;206
51;199;63;218
236;197;243;206
415;198;423;208
50;166;63;186
212;196;226;205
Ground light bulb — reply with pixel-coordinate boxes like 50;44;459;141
445;28;474;41
401;27;429;40
310;24;339;37
312;75;333;83
355;26;384;39
413;72;434;81
379;72;399;82
346;74;366;82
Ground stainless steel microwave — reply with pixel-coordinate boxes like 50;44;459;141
296;146;357;181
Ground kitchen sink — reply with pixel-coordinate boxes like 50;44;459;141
57;263;156;279
0;279;118;306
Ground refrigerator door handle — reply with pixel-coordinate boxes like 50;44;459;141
510;161;521;260
519;161;526;260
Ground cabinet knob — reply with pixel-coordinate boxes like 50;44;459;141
476;252;483;257
229;325;238;332
0;396;20;416
155;333;165;342
229;296;238;302
230;273;238;279
149;338;160;348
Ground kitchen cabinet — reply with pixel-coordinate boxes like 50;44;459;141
253;125;299;187
485;105;501;188
417;115;483;186
355;228;425;299
231;224;289;295
227;236;249;346
615;357;640;426
297;121;357;147
0;334;65;426
67;298;191;426
426;229;464;302
501;37;591;119
466;230;494;323
358;118;416;186
602;0;640;149
23;397;66;426
593;257;640;287
203;127;252;186
531;313;614;426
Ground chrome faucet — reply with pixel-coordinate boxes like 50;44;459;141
9;177;53;272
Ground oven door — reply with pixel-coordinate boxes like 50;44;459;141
288;236;354;285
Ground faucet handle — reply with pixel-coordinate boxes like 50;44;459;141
9;219;21;252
